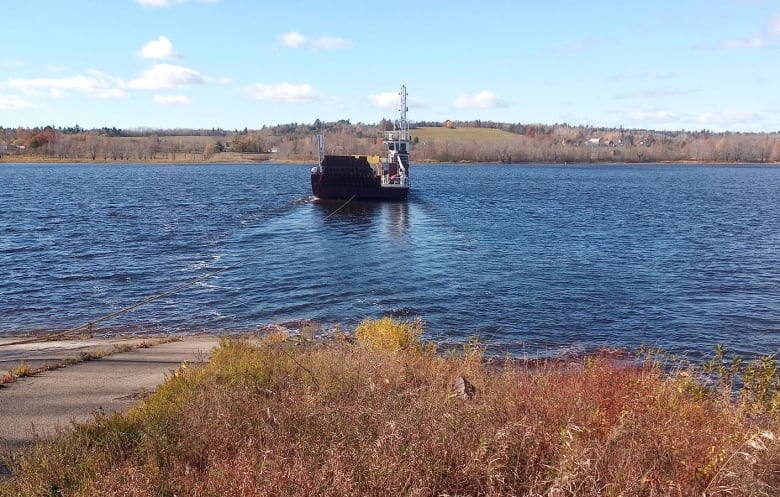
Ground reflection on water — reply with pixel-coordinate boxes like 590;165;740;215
313;199;409;238
383;201;409;238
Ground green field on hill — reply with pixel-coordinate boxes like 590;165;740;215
410;126;517;142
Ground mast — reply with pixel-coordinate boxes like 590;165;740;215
398;85;408;142
394;85;410;186
381;85;410;187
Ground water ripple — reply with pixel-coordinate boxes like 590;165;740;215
1;163;779;358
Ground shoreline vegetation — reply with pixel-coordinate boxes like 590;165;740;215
3;121;780;165
2;318;780;496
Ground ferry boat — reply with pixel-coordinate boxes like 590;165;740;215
311;85;410;201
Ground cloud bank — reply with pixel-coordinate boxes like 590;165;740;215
128;64;208;90
368;91;402;110
7;70;128;99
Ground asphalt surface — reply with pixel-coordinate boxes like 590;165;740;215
0;336;221;463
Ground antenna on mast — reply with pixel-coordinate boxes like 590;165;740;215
398;85;408;141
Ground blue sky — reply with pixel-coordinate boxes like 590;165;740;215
1;0;779;132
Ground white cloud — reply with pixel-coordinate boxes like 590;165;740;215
772;15;780;34
242;83;317;103
140;36;181;59
4;64;215;102
369;91;402;109
278;31;352;50
153;94;191;105
280;31;307;48
453;91;508;109
6;70;128;99
696;109;763;126
128;63;208;90
0;94;33;109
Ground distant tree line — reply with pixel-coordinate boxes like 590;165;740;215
2;121;779;163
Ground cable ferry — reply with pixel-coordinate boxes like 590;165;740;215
310;85;410;201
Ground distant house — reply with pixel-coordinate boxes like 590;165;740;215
587;137;602;146
0;144;23;154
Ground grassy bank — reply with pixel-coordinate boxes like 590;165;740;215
2;318;779;496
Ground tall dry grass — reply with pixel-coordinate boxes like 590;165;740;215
2;319;779;496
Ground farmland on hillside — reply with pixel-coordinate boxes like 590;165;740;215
3;122;780;164
411;126;518;143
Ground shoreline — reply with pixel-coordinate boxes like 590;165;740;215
3;155;779;166
0;333;215;381
3;325;779;494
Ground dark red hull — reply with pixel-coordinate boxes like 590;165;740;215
311;155;409;201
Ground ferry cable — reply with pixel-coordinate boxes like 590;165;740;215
0;194;357;348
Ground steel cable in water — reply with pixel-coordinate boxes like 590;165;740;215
0;194;356;347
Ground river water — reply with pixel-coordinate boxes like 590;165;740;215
1;162;779;359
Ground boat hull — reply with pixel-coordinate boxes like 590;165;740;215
311;154;409;201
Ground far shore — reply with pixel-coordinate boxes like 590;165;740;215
2;153;779;167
